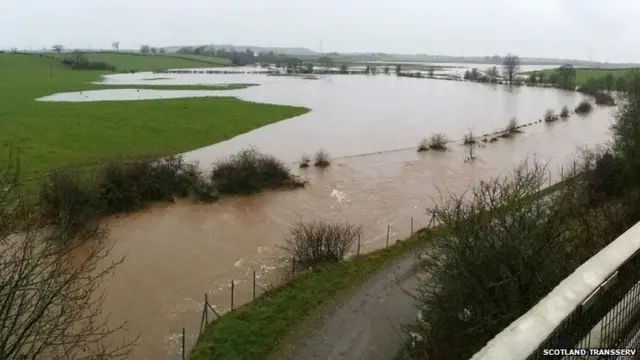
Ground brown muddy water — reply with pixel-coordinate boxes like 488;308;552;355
43;72;615;359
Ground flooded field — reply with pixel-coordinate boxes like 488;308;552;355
42;70;615;359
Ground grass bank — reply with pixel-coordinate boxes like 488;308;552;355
0;53;309;176
189;178;571;360
46;51;231;71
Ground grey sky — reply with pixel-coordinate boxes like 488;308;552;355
1;0;638;62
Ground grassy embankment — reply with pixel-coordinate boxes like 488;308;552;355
0;52;308;177
188;179;571;360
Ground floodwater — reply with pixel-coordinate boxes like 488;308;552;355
42;70;615;360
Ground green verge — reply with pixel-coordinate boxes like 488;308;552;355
188;178;572;360
0;53;309;176
188;227;439;360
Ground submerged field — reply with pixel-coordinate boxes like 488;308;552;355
0;53;308;176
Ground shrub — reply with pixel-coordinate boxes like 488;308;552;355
212;148;304;195
417;138;429;152
299;154;311;168
560;105;570;118
409;160;625;359
429;134;448;151
543;109;559;122
462;134;476;145
503;117;521;137
282;221;362;270
314;150;331;168
594;91;615;106
575;100;593;114
39;170;101;239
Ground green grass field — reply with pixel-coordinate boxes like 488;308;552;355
528;67;637;86
0;53;308;176
46;51;231;71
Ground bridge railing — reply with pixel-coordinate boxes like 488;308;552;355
471;222;640;360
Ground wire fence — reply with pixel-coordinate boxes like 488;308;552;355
175;215;432;360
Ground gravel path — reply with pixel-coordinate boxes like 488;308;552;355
290;256;423;360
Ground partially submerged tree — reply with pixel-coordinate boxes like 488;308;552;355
502;53;521;85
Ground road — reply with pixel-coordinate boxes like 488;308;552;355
289;256;423;360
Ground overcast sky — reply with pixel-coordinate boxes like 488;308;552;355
1;0;639;62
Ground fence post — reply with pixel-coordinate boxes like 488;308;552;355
253;270;256;301
411;217;414;236
386;225;390;247
231;280;234;311
357;232;361;256
182;328;186;360
204;293;209;325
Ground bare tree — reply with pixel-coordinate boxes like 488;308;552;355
112;42;120;52
502;53;521;85
409;158;627;359
0;148;136;360
51;45;64;53
485;66;499;82
462;129;476;161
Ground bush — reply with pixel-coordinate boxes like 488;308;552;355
560;105;570;118
39;171;101;239
417;138;429;152
299;154;311;168
594;91;615;106
503;117;521;137
429;134;448;151
314;150;331;168
462;134;476;145
543;109;559;122
409;160;625;359
574;100;593;114
212;148;304;194
282;221;362;270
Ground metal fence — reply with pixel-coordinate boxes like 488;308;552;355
471;222;640;360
